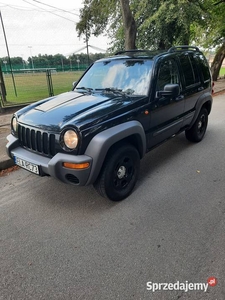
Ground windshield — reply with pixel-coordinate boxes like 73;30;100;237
75;59;153;96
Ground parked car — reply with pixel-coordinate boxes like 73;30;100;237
6;46;213;201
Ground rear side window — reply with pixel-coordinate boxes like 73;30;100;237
189;54;200;84
179;53;199;87
196;54;211;82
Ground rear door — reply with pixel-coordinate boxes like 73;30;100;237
177;52;205;127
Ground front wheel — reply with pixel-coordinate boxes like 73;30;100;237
185;108;208;143
93;143;140;201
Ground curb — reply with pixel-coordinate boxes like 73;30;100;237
0;158;14;171
0;123;10;127
214;89;225;96
0;103;28;114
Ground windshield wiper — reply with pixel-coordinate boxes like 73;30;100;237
76;87;93;93
123;88;135;95
96;88;128;97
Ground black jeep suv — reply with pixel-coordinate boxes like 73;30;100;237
6;46;213;201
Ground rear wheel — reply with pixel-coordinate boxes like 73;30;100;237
185;108;208;142
94;143;140;201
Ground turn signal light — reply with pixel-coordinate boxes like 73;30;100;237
63;162;90;169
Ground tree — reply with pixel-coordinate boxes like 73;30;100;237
211;43;225;81
76;0;135;50
136;0;209;49
76;0;225;79
76;0;118;48
192;0;225;80
119;0;137;49
76;0;210;51
208;1;225;80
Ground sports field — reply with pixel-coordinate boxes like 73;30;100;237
220;67;225;76
2;71;84;104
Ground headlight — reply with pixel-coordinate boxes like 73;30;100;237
12;117;18;133
63;129;78;149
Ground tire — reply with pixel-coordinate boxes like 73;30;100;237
185;108;208;143
93;143;140;201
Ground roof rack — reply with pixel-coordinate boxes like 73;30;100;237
168;45;200;53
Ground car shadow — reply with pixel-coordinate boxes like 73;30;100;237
31;129;215;213
137;129;214;187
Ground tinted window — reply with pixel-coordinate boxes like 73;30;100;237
196;54;211;82
189;54;200;84
156;59;180;91
179;54;195;87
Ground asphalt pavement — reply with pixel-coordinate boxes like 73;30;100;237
1;92;225;299
0;79;225;171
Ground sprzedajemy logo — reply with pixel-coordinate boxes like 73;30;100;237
146;277;217;293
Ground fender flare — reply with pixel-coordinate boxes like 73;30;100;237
85;120;146;185
188;92;213;128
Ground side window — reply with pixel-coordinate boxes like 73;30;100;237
189;54;200;84
156;59;180;91
179;54;196;87
196;54;211;82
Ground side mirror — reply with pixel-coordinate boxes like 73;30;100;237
157;84;180;98
72;81;77;90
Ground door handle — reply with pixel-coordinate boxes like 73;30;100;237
198;86;204;92
175;95;184;101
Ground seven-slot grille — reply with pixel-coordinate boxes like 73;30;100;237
18;124;56;157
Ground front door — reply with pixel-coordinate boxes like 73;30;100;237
147;58;185;149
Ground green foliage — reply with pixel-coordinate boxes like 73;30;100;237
76;0;118;39
136;0;209;49
76;0;216;51
191;0;225;48
191;0;225;80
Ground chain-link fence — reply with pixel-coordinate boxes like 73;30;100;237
0;2;107;108
0;70;84;107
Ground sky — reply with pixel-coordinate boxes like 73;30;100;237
0;0;110;60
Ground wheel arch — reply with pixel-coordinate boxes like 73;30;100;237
202;99;212;115
85;120;146;185
188;93;212;129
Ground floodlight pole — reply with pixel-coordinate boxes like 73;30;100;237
28;46;34;71
0;10;17;97
85;29;90;66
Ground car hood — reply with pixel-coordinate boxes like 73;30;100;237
17;91;136;132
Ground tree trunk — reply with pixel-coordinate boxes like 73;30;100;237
211;42;225;81
119;0;137;50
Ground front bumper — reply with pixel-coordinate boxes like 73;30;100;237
6;134;92;186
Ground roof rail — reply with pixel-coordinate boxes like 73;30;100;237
114;49;167;58
168;45;200;53
115;49;148;55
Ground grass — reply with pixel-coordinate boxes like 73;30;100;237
2;71;84;105
219;67;225;76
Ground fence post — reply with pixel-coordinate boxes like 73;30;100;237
46;69;54;97
0;65;7;108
